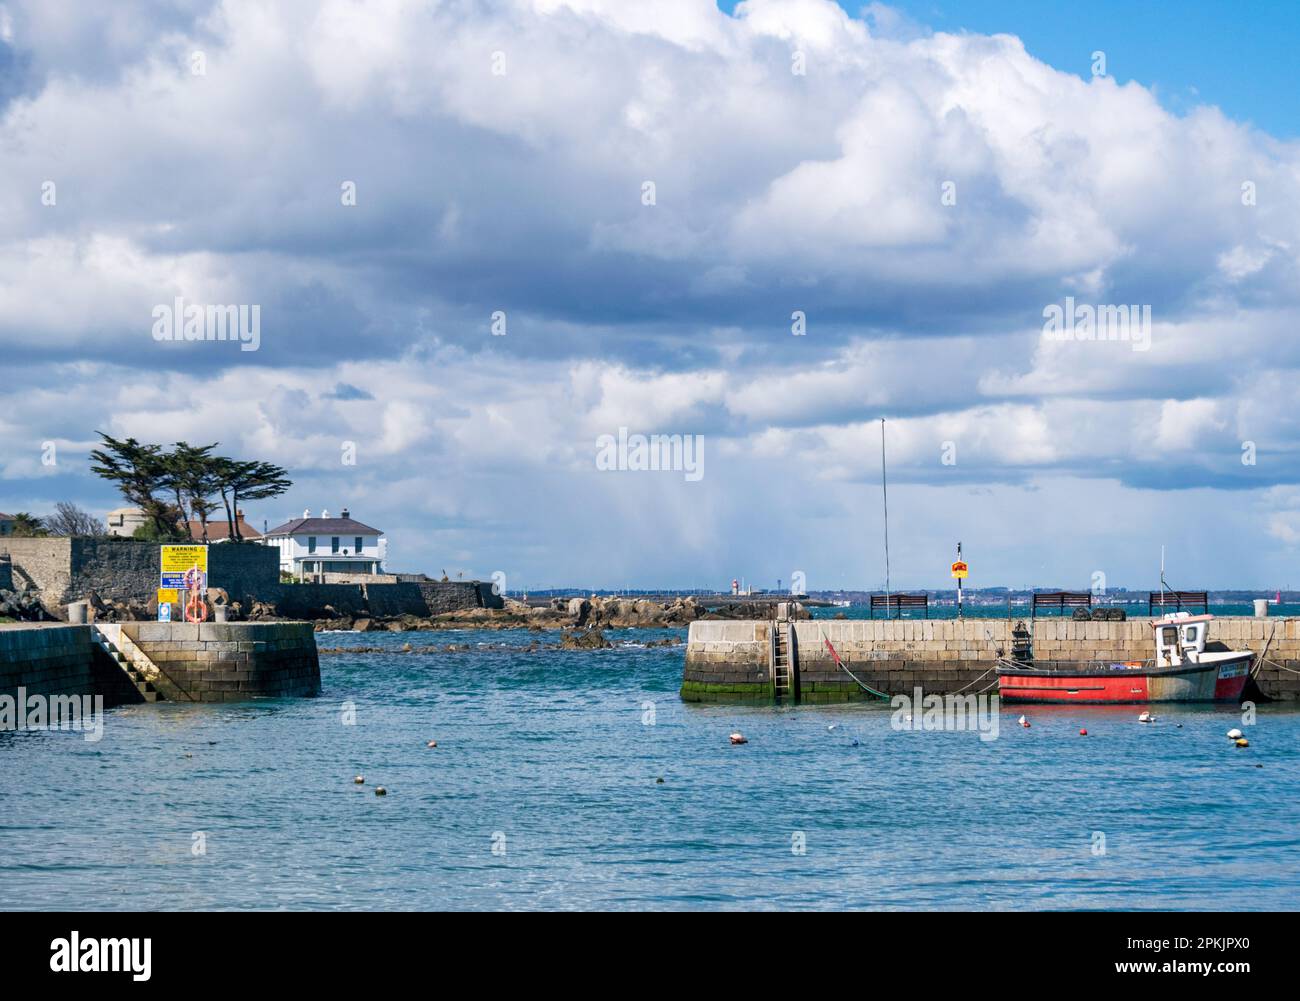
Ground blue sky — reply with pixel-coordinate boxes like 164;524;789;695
1;1;1299;591
720;0;1300;137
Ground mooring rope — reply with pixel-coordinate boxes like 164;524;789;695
948;664;997;694
1250;623;1278;679
818;623;891;700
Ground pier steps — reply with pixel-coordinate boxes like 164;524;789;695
92;625;162;702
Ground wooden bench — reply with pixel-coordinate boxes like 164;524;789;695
868;593;929;619
1031;591;1093;617
1148;590;1209;615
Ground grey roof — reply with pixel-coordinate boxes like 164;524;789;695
264;517;383;536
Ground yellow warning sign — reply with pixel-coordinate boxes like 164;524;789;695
157;588;179;605
951;561;969;579
160;545;208;573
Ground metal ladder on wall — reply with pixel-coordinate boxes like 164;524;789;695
773;621;793;700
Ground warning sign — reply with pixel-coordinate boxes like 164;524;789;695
157;588;179;605
161;545;208;590
161;545;208;573
950;561;969;579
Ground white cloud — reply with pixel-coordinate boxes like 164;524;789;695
1;0;1299;584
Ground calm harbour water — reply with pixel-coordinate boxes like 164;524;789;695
2;626;1297;911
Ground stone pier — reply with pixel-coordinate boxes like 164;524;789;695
1;621;321;707
681;616;1300;704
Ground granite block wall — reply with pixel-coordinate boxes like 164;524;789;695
683;617;1300;703
119;622;320;702
0;624;138;707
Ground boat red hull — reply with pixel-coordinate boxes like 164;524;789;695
997;656;1252;704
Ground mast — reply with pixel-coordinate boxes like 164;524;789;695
881;418;891;617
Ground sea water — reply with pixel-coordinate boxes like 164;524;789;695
1;627;1296;910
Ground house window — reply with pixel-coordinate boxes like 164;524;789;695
308;537;316;554
331;537;340;553
355;537;363;554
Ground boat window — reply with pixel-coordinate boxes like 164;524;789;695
1183;625;1200;644
1161;626;1178;646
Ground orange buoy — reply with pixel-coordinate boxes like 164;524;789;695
1079;729;1088;736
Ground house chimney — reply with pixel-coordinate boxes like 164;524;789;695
341;507;350;519
303;509;310;519
322;509;330;519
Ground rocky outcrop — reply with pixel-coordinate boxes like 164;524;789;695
560;628;613;649
0;584;53;621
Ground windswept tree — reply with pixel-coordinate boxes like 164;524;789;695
218;459;291;540
90;433;292;543
89;433;180;538
44;502;106;537
163;441;220;541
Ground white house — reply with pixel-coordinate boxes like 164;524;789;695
262;508;386;577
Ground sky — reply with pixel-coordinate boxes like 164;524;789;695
1;0;1298;592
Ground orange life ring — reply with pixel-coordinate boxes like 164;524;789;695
185;595;208;622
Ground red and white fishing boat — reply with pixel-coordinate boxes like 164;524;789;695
997;612;1253;704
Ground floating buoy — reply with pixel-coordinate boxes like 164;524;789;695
1227;728;1243;740
1138;711;1154;723
1235;738;1249;748
1018;715;1030;728
375;786;388;795
354;775;365;784
1079;729;1087;736
426;740;438;748
656;777;665;784
827;724;837;731
729;732;748;745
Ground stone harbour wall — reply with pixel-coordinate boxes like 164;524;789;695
1;621;320;709
0;624;138;707
118;622;320;702
0;538;503;620
0;538;281;616
679;621;775;704
682;617;1300;703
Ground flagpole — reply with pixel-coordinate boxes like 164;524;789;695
881;418;892;618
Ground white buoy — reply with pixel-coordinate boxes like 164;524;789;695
1227;728;1243;740
1138;711;1154;723
729;731;748;745
1018;715;1030;728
